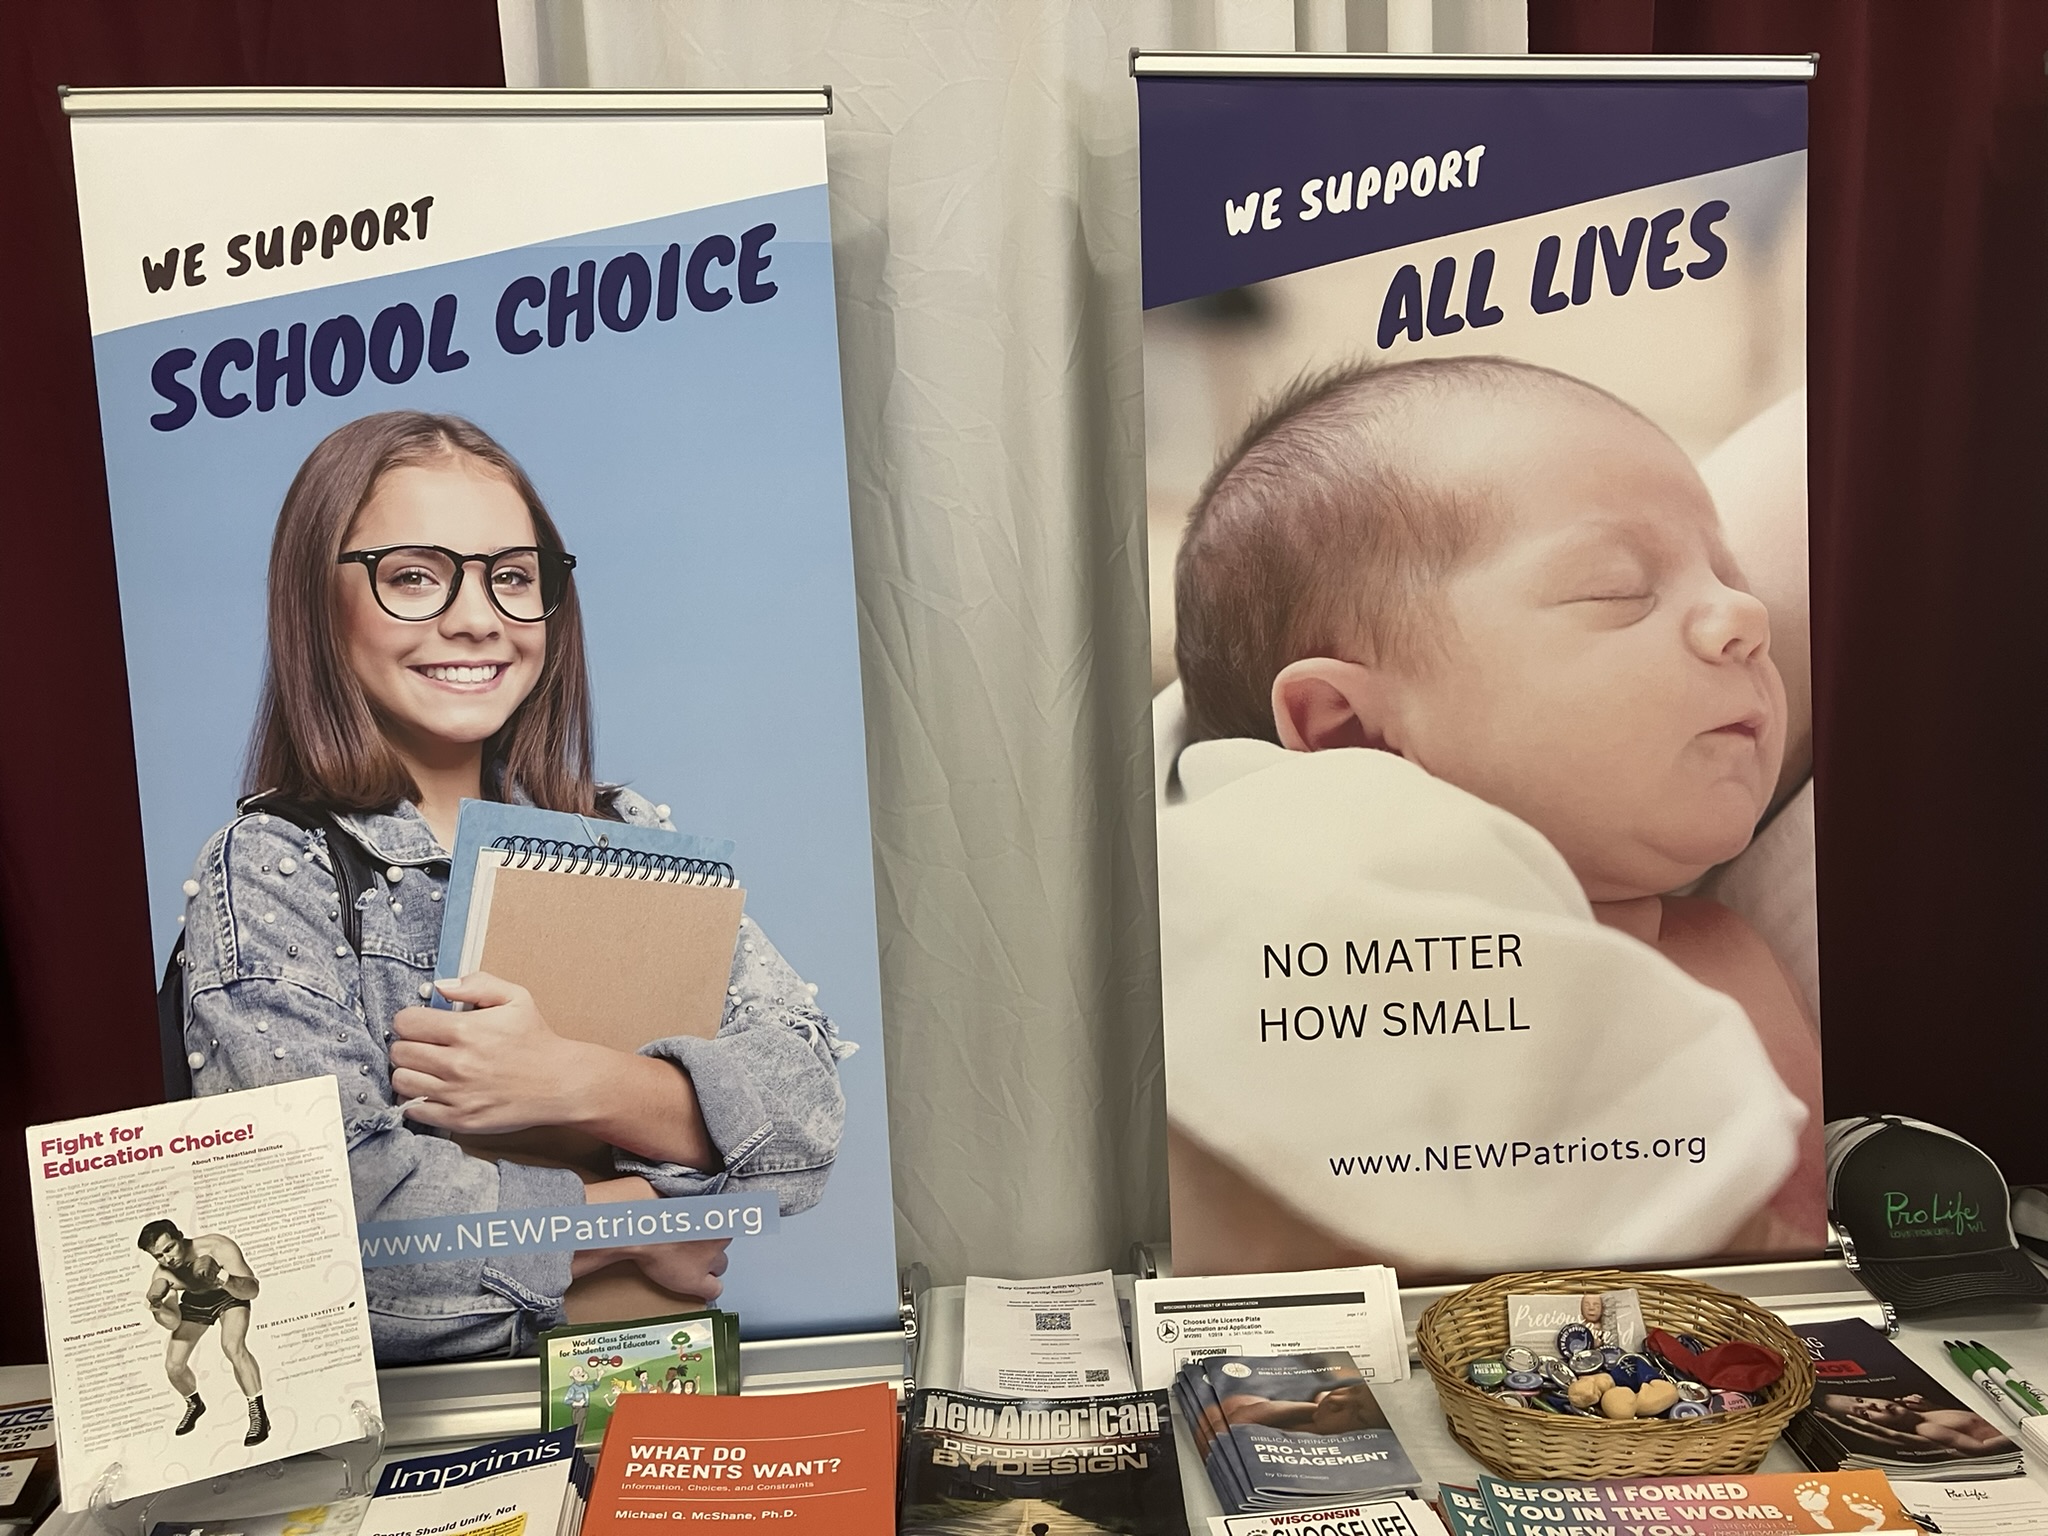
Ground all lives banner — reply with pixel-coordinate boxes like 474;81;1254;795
67;89;897;1357
1138;59;1824;1278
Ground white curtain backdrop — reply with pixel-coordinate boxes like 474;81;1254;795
500;0;1527;1290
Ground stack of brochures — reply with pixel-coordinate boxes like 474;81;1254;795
539;1309;739;1449
1173;1351;1420;1515
898;1385;1187;1534
959;1269;1136;1397
1438;1470;1919;1535
1131;1265;1409;1391
581;1384;898;1534
153;1429;588;1536
1785;1319;2023;1479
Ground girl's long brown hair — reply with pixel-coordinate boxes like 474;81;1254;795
245;411;599;816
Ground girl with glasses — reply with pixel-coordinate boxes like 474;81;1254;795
175;410;850;1362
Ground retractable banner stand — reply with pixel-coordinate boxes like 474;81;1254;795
1136;55;1823;1280
65;88;898;1358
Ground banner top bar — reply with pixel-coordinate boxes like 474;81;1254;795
1129;51;1817;82
59;85;833;118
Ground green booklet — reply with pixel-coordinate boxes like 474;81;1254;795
539;1310;739;1448
1437;1484;1496;1535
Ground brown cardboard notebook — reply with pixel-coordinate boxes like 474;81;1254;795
450;847;745;1321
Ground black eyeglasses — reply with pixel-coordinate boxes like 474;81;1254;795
336;544;577;623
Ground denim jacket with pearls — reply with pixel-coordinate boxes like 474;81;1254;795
178;787;852;1362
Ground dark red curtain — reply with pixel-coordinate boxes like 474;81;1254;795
0;1;504;1364
1532;1;2048;1181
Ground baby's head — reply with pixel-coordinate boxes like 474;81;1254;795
1821;1392;1919;1431
1174;357;1786;901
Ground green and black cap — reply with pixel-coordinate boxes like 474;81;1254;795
1826;1116;2048;1313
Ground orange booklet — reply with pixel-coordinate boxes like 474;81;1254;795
582;1385;899;1535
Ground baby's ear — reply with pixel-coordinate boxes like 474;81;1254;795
1271;658;1393;752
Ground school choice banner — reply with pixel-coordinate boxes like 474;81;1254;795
1135;54;1824;1278
66;88;899;1358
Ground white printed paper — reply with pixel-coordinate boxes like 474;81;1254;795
1209;1493;1449;1535
1900;1478;2048;1534
1131;1266;1407;1391
28;1078;377;1510
960;1269;1136;1397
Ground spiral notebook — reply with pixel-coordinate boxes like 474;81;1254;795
435;801;746;1322
455;840;744;1067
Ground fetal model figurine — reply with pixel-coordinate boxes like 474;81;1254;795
137;1219;269;1445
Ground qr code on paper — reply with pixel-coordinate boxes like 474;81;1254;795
1034;1312;1072;1331
1085;1369;1111;1383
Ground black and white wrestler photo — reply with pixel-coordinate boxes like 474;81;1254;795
137;1219;268;1445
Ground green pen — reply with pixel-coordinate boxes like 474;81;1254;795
1970;1340;2048;1417
1966;1343;2048;1417
1944;1341;2030;1429
1962;1342;2039;1419
1956;1340;2043;1419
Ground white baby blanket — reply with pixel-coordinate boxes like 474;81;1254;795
1158;731;1805;1272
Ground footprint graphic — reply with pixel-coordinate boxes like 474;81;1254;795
1794;1479;1836;1530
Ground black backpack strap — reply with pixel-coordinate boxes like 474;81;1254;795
158;940;194;1101
156;796;385;1100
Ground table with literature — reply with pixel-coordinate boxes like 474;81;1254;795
912;1253;2048;1531
5;1250;2046;1534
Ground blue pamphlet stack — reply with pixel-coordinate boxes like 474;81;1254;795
1172;1351;1420;1515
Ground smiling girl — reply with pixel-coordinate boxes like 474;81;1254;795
177;411;850;1362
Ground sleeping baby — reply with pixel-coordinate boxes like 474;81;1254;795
1161;355;1823;1278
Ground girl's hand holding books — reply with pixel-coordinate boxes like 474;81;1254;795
389;972;591;1133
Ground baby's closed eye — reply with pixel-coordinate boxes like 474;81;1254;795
1554;580;1657;623
1541;549;1655;608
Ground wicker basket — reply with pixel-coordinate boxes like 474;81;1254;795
1415;1268;1815;1479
